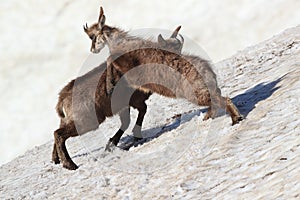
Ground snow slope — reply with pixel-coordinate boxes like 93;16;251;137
1;0;300;165
1;26;299;199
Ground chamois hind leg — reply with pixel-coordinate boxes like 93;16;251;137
203;105;222;121
194;90;215;121
105;107;130;151
213;95;243;125
224;97;243;125
195;91;242;124
54;122;79;170
52;120;67;164
203;107;213;121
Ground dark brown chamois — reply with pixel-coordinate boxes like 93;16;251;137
52;64;150;170
84;6;243;149
52;26;184;170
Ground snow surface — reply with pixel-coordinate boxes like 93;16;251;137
1;0;300;165
1;25;299;199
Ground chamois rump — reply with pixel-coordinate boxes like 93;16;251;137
52;26;184;170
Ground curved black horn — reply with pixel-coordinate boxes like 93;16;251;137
179;34;184;44
83;23;88;31
170;25;182;38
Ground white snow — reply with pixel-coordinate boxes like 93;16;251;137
1;23;300;199
1;0;300;166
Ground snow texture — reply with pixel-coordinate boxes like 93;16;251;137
1;0;300;165
1;25;300;199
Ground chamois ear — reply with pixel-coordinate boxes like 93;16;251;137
157;34;167;45
170;25;181;38
98;6;106;29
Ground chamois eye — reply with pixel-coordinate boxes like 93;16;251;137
89;35;93;40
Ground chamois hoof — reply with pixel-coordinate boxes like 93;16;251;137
203;108;216;121
52;152;60;164
232;115;244;125
52;157;60;164
203;113;212;121
63;162;79;170
105;139;116;152
133;136;143;143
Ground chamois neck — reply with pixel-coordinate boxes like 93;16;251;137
105;27;155;54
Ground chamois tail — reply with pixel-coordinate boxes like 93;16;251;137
56;97;65;118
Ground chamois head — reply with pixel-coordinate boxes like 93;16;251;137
157;26;184;54
83;6;109;53
84;6;184;54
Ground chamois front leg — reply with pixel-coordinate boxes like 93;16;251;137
129;91;151;140
106;59;116;96
106;53;136;96
105;108;131;152
106;54;125;96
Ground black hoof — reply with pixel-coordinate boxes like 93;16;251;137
52;156;60;164
63;162;78;170
133;137;143;142
53;159;60;164
232;115;244;125
105;139;116;152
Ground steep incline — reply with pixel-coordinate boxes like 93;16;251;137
1;26;299;199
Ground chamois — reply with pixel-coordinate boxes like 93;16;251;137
84;6;243;149
52;27;184;170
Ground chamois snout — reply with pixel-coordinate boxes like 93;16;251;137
84;6;107;54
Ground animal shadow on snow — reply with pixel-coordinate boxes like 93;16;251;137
119;76;284;150
231;76;284;118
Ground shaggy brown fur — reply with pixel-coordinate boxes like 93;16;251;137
52;63;152;170
53;22;184;169
107;49;243;121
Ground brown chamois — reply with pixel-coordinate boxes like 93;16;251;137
52;64;149;170
52;28;184;170
84;6;243;150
